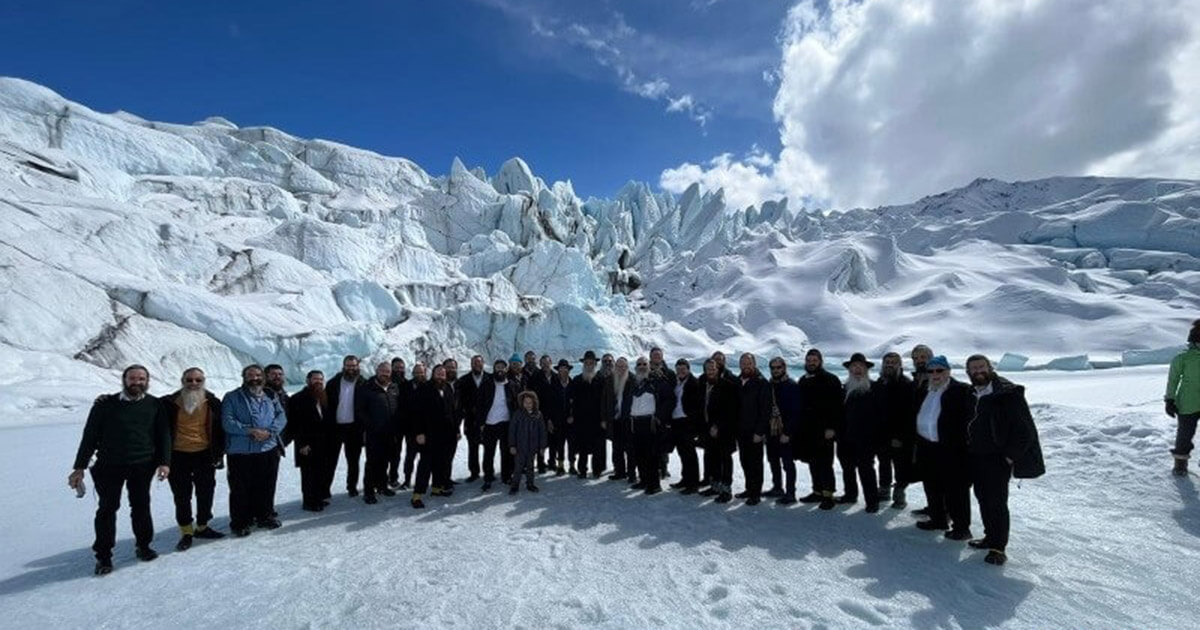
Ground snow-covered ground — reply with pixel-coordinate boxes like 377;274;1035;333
1;366;1197;629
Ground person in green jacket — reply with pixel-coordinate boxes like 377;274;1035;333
68;365;172;576
1166;320;1200;476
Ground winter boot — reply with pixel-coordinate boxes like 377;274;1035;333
818;492;836;511
798;492;823;504
1174;456;1189;477
411;493;425;509
984;550;1007;566
891;486;907;509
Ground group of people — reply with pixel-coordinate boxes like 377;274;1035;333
70;339;1066;577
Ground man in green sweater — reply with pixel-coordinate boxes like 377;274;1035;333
68;365;172;576
1166;320;1200;476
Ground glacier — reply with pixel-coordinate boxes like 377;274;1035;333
1;76;1199;395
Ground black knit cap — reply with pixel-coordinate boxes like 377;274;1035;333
1189;319;1200;343
806;349;823;358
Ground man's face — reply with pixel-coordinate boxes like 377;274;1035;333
413;365;427;383
804;354;821;374
124;369;149;397
882;354;902;378
433;366;447;384
704;362;718;380
375;364;392;386
769;361;786;380
510;360;523;372
650;349;664;366
443;361;457;380
243;367;264;389
967;360;992;387
928;364;950;387
615;359;629;376
343;359;360;379
494;362;507;379
713;352;726;369
675;363;690;380
182;370;205;392
307;373;325;390
558;365;571;378
471;356;484;374
602;356;614;371
739;354;755;376
266;368;284;389
392;361;406;379
849;363;867;379
583;359;597;373
912;349;931;371
540;356;552;371
635;359;649;379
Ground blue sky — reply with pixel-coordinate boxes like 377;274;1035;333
0;0;793;199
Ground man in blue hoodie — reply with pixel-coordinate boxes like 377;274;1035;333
222;364;287;537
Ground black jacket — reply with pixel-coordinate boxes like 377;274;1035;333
570;373;605;440
161;390;225;461
673;374;705;434
474;375;521;426
456;372;488;429
285;386;328;468
701;377;739;453
540;375;574;432
968;377;1044;478
770;377;802;438
841;382;885;452
796;369;843;462
914;379;974;450
326;373;366;428
875;374;918;445
355;378;400;436
413;381;458;440
737;373;772;440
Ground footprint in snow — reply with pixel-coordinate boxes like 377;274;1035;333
836;599;888;626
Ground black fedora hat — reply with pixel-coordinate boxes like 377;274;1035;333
580;350;599;362
556;359;572;370
842;352;875;369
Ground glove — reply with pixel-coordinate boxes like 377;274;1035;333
1166;399;1178;418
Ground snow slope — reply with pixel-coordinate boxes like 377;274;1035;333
0;367;1197;629
1;76;1199;392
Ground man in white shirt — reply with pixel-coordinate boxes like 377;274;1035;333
324;355;365;498
628;358;669;494
913;355;974;541
477;359;518;491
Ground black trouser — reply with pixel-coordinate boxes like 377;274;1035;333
168;450;216;527
513;450;537;487
672;419;700;487
611;418;634;477
705;438;734;488
440;431;457;485
363;431;394;496
1175;412;1200;457
414;435;449;494
464;419;482;477
837;441;879;504
227;450;280;530
972;454;1013;551
387;431;403;485
767;437;796;495
90;462;156;559
576;426;606;475
738;436;764;498
879;440;914;490
482;422;513;483
328;423;363;493
297;445;325;506
631;415;662;490
403;434;420;482
807;438;836;494
916;437;972;531
548;418;569;468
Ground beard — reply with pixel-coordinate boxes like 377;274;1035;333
180;389;205;414
311;384;328;408
844;375;871;397
613;372;628;394
123;383;147;399
970;372;991;386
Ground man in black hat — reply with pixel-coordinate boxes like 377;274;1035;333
796;349;842;510
572;351;607;478
837;353;884;512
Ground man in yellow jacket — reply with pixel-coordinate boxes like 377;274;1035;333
1166;320;1200;476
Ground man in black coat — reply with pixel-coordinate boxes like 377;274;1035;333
456;355;487;481
913;355;975;540
571;351;607;478
877;352;918;508
699;359;739;503
387;357;408;488
625;357;674;494
476;359;521;491
325;355;366;498
966;354;1039;566
766;358;801;504
837;353;885;512
735;353;772;505
397;364;427;489
668;358;704;493
355;362;401;504
287;370;331;512
69;365;172;575
411;365;459;508
602;358;636;483
534;358;571;475
796;349;843;510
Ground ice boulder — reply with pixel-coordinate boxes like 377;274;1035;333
1041;355;1092;371
333;280;404;327
995;353;1030;372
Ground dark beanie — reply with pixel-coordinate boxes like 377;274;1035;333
1189;319;1200;344
806;349;823;359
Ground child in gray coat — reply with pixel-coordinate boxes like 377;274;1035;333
509;391;548;494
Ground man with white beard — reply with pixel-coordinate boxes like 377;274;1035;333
571;351;607;478
627;357;672;495
912;356;975;540
602;357;636;483
836;354;884;513
162;368;227;551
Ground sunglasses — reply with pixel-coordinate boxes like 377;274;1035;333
928;368;947;374
184;378;205;383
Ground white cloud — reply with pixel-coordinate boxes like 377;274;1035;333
664;0;1200;210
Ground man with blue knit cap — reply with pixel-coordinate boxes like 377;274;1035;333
912;355;974;541
508;353;527;390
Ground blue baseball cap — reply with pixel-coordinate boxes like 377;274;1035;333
928;355;950;370
509;353;523;363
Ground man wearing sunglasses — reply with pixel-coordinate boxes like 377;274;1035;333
912;356;975;541
161;368;226;551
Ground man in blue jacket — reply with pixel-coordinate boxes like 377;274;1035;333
222;364;287;537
